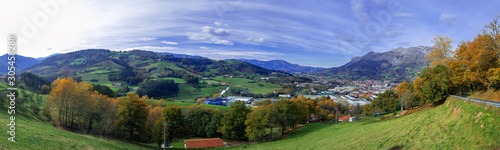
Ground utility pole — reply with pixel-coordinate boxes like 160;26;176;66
335;109;338;124
401;93;404;111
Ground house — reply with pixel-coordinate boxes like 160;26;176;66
208;82;213;85
115;83;122;86
338;115;351;122
185;138;225;148
310;113;320;122
202;77;209;80
220;82;227;85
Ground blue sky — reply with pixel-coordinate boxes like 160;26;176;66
1;0;499;67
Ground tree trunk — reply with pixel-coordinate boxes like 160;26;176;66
129;129;134;142
87;114;94;134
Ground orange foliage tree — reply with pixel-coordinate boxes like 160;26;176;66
46;77;98;131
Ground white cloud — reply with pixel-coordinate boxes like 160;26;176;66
212;39;233;45
187;26;233;45
200;46;209;49
214;21;228;27
439;13;457;26
161;41;178;45
137;37;157;41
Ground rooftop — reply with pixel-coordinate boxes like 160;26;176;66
185;138;225;148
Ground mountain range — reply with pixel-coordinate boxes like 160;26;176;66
5;46;430;82
0;54;41;74
313;46;431;82
233;59;325;73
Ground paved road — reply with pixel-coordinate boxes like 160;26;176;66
449;95;500;107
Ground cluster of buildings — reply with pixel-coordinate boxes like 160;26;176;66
204;96;254;107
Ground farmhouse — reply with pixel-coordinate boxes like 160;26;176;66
184;138;225;148
338;115;351;122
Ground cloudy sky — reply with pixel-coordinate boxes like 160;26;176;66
1;0;499;68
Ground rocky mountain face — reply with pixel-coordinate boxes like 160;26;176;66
314;46;430;82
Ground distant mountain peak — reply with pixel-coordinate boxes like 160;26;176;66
315;46;431;82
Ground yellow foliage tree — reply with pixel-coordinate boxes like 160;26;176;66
425;34;454;67
46;77;97;130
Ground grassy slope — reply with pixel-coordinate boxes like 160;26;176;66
212;76;281;94
228;97;500;149
0;108;156;149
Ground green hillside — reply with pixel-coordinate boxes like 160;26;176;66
24;49;290;101
22;49;291;101
0;107;157;149
228;97;500;149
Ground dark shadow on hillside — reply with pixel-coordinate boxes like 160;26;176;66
432;97;447;107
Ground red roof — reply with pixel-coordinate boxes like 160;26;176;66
185;138;224;148
339;115;351;121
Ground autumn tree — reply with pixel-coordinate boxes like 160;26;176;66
425;34;454;66
162;105;189;142
46;77;98;131
114;93;149;142
482;15;500;59
245;106;272;141
95;97;119;135
395;81;415;110
271;100;304;135
197;97;206;104
152;118;166;150
146;106;163;141
221;100;251;140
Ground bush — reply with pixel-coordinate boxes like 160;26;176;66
41;85;51;94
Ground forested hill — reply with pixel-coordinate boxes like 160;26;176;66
24;49;291;82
